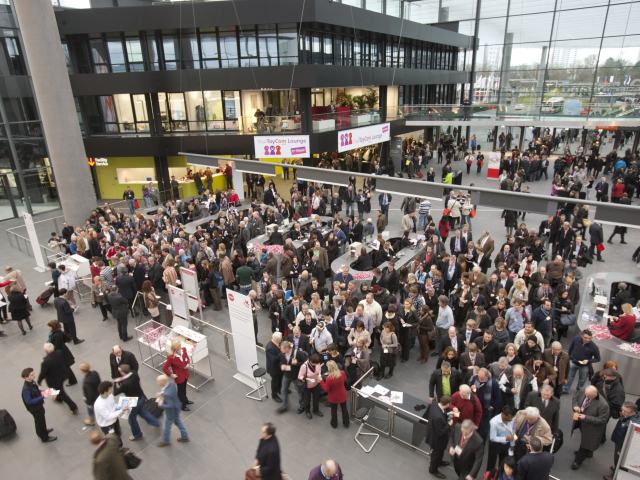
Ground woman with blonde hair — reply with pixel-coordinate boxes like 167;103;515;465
162;338;191;410
320;360;349;428
507;278;528;304
91;276;109;321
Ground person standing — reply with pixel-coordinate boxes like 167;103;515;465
47;320;77;386
162;339;192;411
487;406;515;474
54;289;84;344
107;287;132;342
276;340;305;414
253;423;281;480
7;285;33;335
94;381;129;438
571;385;610;470
156;374;189;447
426;395;453;479
114;363;161;441
109;345;139;379
604;402;640;480
266;332;284;403
21;367;57;443
449;419;484;480
79;362;101;426
543;341;569;398
565;329;600;394
320;360;349;429
37;342;78;414
298;353;324;419
308;459;343;480
516;436;554;480
122;186;135;214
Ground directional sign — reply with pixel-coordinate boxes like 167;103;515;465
87;157;96;167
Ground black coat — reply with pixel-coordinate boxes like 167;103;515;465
425;401;450;450
255;436;281;480
82;370;101;406
516;451;554;480
49;329;75;367
38;350;68;388
114;372;146;398
524;391;560;433
8;291;30;321
53;296;74;324
429;368;462;399
109;350;139;379
265;341;281;377
450;425;484;480
115;274;137;301
107;292;129;319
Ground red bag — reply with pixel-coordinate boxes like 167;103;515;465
133;199;139;209
470;207;476;218
597;243;605;252
442;208;451;216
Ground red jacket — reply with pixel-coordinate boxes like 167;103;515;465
162;349;190;384
609;314;636;341
450;391;483;426
320;370;347;404
612;182;625;199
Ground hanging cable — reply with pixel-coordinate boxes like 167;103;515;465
349;6;365;90
390;8;406;90
190;0;209;155
287;0;307;115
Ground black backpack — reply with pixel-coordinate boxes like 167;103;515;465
0;410;17;438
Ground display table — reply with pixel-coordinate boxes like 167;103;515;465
578;272;640;395
135;319;214;390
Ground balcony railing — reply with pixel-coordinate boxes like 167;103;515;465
312;108;381;132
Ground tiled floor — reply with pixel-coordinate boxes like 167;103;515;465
0;169;637;480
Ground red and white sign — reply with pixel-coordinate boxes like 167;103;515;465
338;123;390;153
486;152;501;179
254;135;310;158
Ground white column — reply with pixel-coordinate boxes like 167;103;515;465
232;161;245;201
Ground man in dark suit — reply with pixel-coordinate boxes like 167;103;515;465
21;367;57;442
449;419;484;480
53;289;84;344
284;296;302;330
429;361;462;400
115;270;137;317
449;230;467;256
109;345;139;379
114;363;160;440
107;287;132;341
588;221;604;262
426;395;452;479
286;326;311;355
438;326;465;356
38;343;78;414
458;344;486;382
554;221;575;258
79;362;101;426
516;436;554;480
474;330;500;364
594;177;609;202
543;342;569;398
524;384;560;433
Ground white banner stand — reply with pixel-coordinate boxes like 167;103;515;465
226;290;258;387
168;285;189;328
23;212;46;272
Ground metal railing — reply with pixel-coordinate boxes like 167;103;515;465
312;108;381;132
6;214;65;263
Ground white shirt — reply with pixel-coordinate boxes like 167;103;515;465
93;394;121;427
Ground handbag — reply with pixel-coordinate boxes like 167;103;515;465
442;208;451;216
143;397;164;418
121;448;142;469
597;243;605;252
560;313;576;326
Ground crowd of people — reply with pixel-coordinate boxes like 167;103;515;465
2;128;640;479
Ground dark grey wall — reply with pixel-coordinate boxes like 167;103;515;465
56;0;471;49
69;65;469;95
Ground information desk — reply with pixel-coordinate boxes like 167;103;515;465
350;368;429;455
246;215;333;252
578;272;640;396
331;237;425;282
135;319;214;390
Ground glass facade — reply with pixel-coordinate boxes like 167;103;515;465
64;23;458;74
0;1;59;220
345;0;640;110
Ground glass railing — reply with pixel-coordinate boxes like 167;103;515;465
244;114;302;134
390;101;640;122
312;108;381;132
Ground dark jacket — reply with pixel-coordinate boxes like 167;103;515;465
83;370;101;406
54;296;74;324
114;371;146;398
49;329;75;366
516;451;554;480
612;412;640;451
450;425;484;480
38;350;68;388
429;368;462;399
572;390;610;451
265;341;281;377
308;463;343;480
425;401;451;449
93;433;133;480
255;435;281;480
115;274;137;301
107;291;129;319
524;391;560;433
8;291;30;321
109;350;139;379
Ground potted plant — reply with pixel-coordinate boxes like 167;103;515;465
353;95;368;111
364;87;378;109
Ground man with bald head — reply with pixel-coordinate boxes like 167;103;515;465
571;384;610;470
307;459;343;480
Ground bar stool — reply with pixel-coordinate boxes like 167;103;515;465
354;407;380;453
245;363;268;401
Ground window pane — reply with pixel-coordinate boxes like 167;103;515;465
180;33;199;69
558;0;608;9
203;90;224;130
107;38;125;73
258;26;278;67
184;91;205;130
147;36;160;71
478;0;508;18
278;25;298;65
605;3;640;37
365;0;382;13
168;93;187;130
131;94;148;132
507;13;554;43
158;93;169;131
219;29;238;68
405;0;438;23
98;96;117;132
440;0;476;21
163;35;178;70
342;0;362;6
478;17;506;46
223;91;240;130
553;7;607;41
386;0;401;17
239;28;258;66
113;94;135;132
509;0;555;16
90;38;109;73
125;37;144;72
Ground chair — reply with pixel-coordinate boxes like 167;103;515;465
354;407;379;453
245;363;268;401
